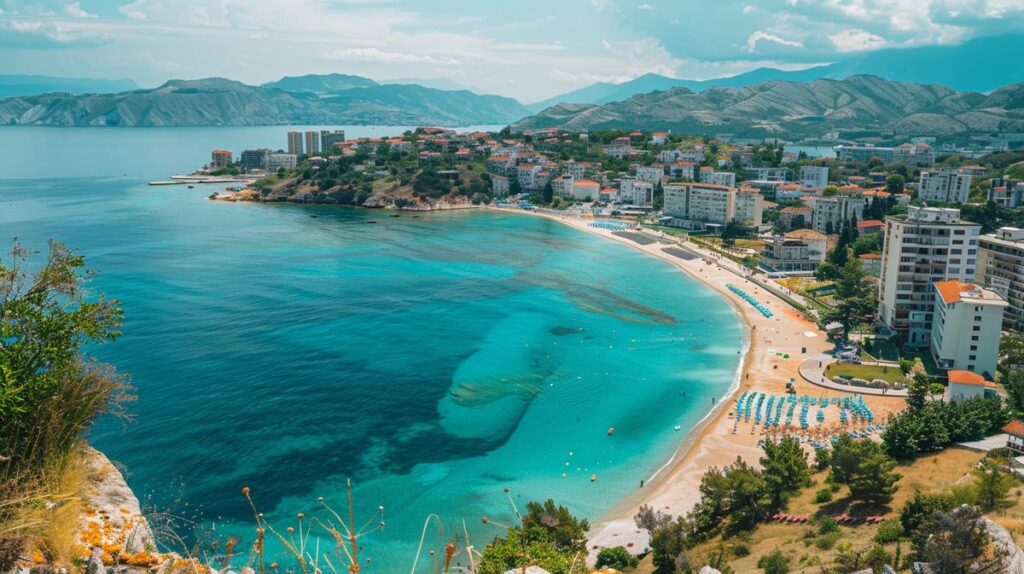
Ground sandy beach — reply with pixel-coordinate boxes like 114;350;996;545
496;207;908;556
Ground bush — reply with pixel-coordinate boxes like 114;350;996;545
757;550;790;574
875;518;903;544
818;517;839;535
733;543;750;557
595;546;636;570
814;531;841;550
813;488;834;504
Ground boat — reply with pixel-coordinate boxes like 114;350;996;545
674;425;682;431
188;185;194;189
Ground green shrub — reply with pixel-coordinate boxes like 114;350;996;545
818;517;839;535
875;518;903;544
595;546;636;570
733;543;750;557
813;488;834;504
757;549;790;574
814;531;841;550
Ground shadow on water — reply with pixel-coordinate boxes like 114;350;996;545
518;270;678;326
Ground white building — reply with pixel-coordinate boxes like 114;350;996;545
287;131;303;155
977;227;1024;330
562;161;586;180
800;165;829;189
930;280;1007;377
988;177;1024;208
918;170;973;204
744;167;788;182
946;370;997;403
320;130;346;150
491;174;510;197
304;131;320;155
879;206;982;346
266;153;298;170
669;162;696;181
761;229;828;272
621;177;654;207
808;194;861;234
701;171;737;188
570;179;600;201
662;184;763;229
636;165;665;184
651;131;669;145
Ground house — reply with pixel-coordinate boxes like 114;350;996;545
651;131;669;145
858;253;882;276
945;370;996;403
800;165;829;189
570;179;600;201
857;220;885;235
1003;420;1024;455
761;229;828;273
779;206;812;230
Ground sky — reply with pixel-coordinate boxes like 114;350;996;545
1;0;1023;102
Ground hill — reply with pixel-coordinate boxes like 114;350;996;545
261;73;378;96
0;77;532;127
0;74;138;99
515;75;1024;139
529;35;1024;110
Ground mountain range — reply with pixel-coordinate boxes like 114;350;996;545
527;35;1024;112
0;74;138;99
0;76;530;127
514;75;1024;140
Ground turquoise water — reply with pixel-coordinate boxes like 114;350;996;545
0;127;743;571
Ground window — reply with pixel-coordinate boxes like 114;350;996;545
972;335;980;341
954;230;965;235
970;355;977;361
968;364;975;371
973;325;981;331
971;345;978;351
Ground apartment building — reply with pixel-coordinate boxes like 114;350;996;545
988;177;1024;208
662;184;763;229
239;149;271;172
977;227;1024;330
210;149;233;169
266;153;298;171
743;167;788;182
621;177;654;207
491;174;510;197
808;194;861;234
287;131;304;155
931;280;1007;378
879;206;982;346
800;165;829;189
320;130;346;150
304;131;320;155
669;161;696;181
562;161;586;180
761;229;828;273
918;169;973;204
836;144;935;166
636;165;665;184
701;170;737;188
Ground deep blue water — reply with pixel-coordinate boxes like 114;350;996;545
0;126;743;571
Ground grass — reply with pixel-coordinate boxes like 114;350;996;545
625;447;1022;573
824;362;908;384
861;338;901;362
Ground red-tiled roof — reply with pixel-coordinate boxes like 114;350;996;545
857;220;885;229
948;370;993;387
858;253;881;260
1004;420;1024;436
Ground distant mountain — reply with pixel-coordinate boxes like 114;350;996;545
515;75;1024;139
0;77;531;127
262;73;378;96
530;35;1024;110
383;77;476;92
0;74;138;99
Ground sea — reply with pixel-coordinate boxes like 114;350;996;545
0;126;744;572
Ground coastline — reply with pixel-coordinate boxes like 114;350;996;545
489;206;906;557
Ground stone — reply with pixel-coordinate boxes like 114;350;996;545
699;567;723;574
86;548;105;574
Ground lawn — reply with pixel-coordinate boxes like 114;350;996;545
861;338;901;362
824;362;907;384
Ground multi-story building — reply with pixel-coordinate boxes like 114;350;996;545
287;131;304;155
304;131;320;155
918;170;973;204
800;165;829;189
320;130;346;151
761;229;828;273
988;177;1024;208
977;227;1024;330
836;144;935;166
562;161;586;180
210;149;233;169
701;171;737;188
570;180;601;201
930;280;1007;378
266;153;298;171
879;206;982;346
744;167;788;182
669;161;696;181
636;165;665;184
779;206;812;230
808;194;861;234
491;174;510;197
239;149;271;172
603;137;633;159
662;184;763;229
621;177;654;207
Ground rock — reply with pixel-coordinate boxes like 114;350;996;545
29;565;53;574
86;548;105;574
984;518;1024;573
698;567;723;574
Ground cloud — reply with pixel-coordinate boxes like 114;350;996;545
118;0;148;20
0;19;111;48
62;1;93;17
829;28;889;51
637;3;654;10
321;47;461;66
746;30;803;53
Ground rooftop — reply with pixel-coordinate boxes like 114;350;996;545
1004;420;1024;436
948;370;994;387
784;229;827;241
934;280;1007;306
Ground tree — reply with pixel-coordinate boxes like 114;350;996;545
509;178;523;196
479;499;589;574
830;435;900;504
885;174;906;194
543;181;554;204
914;505;1002;573
825;259;876;340
522;499;590;553
998;331;1024;380
973;460;1013;511
635;504;673;533
900;490;954;533
649;516;691;573
1003;369;1024;411
760;437;811;509
1;241;129;481
595;546;636;570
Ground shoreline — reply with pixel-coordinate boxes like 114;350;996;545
488;206;905;557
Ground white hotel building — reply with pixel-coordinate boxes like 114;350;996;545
931;280;1007;378
879;206;982;346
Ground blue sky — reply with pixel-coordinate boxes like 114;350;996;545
1;0;1023;101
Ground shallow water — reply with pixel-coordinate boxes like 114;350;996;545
0;126;743;571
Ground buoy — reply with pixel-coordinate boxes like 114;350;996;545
590;474;597;482
607;427;615;436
